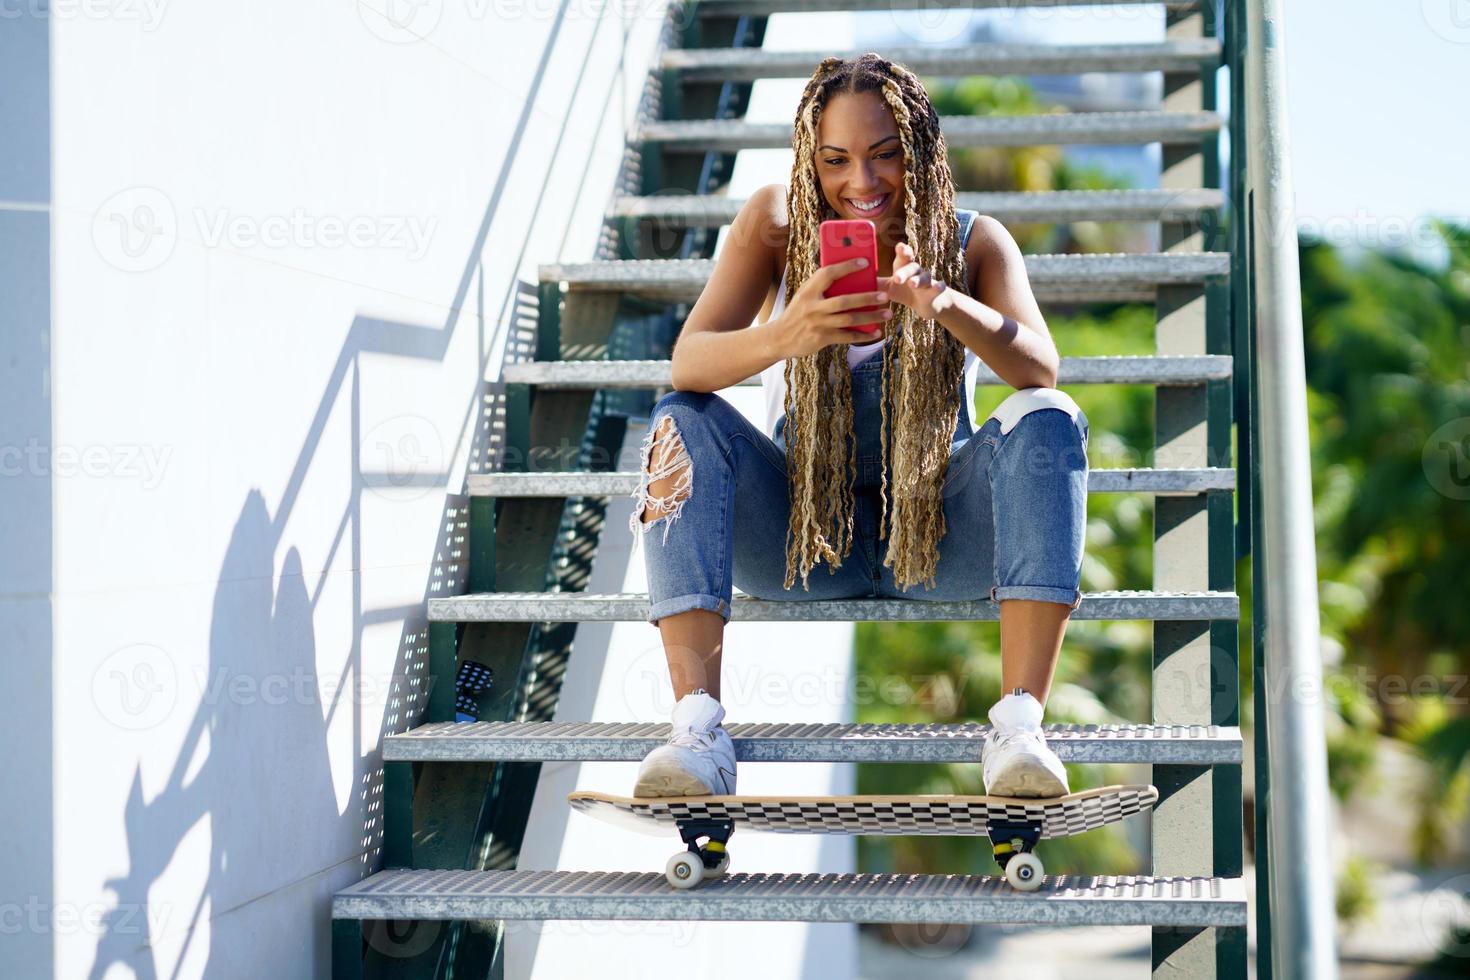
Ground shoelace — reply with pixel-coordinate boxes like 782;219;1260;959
670;728;718;749
989;727;1044;753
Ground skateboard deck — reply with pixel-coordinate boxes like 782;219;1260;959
570;784;1156;837
569;784;1158;890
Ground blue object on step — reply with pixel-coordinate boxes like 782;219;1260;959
454;660;494;722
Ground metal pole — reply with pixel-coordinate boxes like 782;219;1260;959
1243;0;1339;975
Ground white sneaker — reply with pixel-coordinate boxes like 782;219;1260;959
981;687;1070;798
633;688;738;797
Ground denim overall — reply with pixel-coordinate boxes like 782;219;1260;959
631;216;1090;626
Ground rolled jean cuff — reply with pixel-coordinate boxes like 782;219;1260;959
991;584;1084;611
647;592;730;627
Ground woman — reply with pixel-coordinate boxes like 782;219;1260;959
626;55;1090;801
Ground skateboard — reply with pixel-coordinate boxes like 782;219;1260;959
568;784;1158;891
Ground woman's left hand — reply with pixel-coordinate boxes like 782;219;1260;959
879;241;950;322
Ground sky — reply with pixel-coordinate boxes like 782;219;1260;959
728;1;1470;268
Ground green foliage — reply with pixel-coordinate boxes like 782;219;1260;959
1397;697;1470;865
1334;851;1381;925
1299;222;1470;736
923;75;1148;255
1321;665;1383;802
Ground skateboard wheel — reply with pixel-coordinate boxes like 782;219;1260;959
1004;852;1043;891
702;851;730;879
666;852;704;889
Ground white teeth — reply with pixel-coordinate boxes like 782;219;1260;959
849;194;887;212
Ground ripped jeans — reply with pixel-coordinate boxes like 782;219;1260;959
627;355;1090;627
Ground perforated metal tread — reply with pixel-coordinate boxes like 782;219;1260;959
539;252;1229;304
664;40;1221;79
382;720;1243;764
467;467;1235;499
613;188;1225;225
332;869;1247;927
640;112;1222;151
428;589;1239;623
500;354;1233;389
570;785;1157;837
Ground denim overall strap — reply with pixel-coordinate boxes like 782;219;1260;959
774;208;980;471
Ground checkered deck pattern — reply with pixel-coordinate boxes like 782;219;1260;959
570;786;1158;838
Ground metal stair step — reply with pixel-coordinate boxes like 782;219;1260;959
467;467;1234;499
501;354;1233;389
640;112;1222;153
540;252;1228;304
613;188;1224;226
333;869;1247;927
428;590;1238;623
696;0;1198;13
663;39;1221;80
383;720;1243;764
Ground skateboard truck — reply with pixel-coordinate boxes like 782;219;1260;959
666;818;734;889
989;821;1044;891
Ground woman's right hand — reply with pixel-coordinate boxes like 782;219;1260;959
768;257;892;360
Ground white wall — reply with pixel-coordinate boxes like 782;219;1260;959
5;0;671;975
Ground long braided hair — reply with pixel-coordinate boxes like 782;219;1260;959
781;54;971;593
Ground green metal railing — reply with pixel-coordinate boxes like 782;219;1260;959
1228;0;1338;976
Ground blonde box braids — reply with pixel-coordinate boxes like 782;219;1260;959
780;54;971;593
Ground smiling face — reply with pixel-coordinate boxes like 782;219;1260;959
813;91;908;242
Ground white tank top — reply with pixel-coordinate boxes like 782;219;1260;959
758;263;981;441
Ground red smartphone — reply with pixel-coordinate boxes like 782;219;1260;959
819;218;884;335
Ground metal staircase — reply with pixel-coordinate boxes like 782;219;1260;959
332;0;1337;976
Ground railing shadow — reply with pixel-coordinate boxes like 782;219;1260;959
78;0;618;969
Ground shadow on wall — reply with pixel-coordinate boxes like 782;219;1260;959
75;0;655;970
